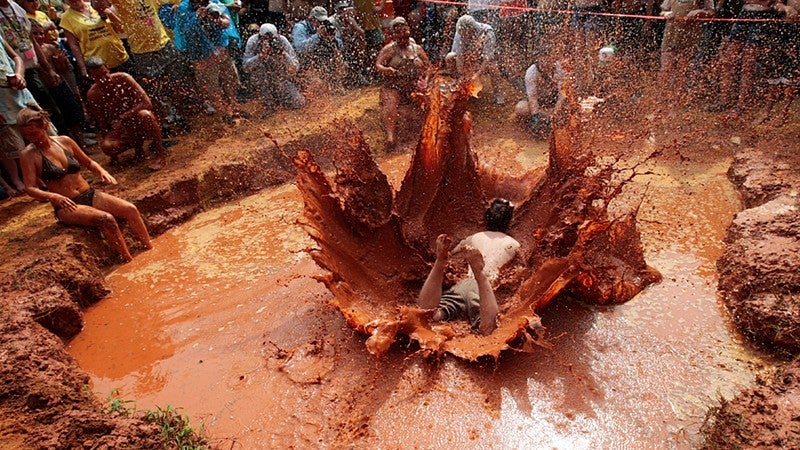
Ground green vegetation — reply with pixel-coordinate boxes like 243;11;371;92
100;390;208;449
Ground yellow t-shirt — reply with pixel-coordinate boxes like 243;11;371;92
109;0;170;54
60;6;128;68
26;10;59;43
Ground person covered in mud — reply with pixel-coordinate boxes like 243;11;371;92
84;57;167;171
417;198;520;335
375;16;430;151
451;14;505;105
17;106;152;262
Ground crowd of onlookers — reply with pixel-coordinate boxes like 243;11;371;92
1;0;799;257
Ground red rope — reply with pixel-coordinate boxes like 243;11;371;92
420;0;796;22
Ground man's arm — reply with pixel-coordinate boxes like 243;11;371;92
3;39;26;89
242;36;261;71
417;234;452;310
292;22;319;54
118;74;153;120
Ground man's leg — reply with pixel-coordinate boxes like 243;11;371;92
379;87;402;150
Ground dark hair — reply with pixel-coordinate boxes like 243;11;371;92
485;198;514;232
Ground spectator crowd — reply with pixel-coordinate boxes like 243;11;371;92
1;0;799;257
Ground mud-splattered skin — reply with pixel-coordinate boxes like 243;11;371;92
294;75;661;360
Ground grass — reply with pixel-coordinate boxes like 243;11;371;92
100;390;209;449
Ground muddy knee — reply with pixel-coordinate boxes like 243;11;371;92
92;211;119;229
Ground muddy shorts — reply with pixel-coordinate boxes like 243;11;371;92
438;278;481;331
0;124;25;159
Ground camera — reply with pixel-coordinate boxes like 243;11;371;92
321;18;336;35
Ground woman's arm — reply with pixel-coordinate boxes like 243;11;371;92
60;135;117;184
20;146;76;209
64;30;87;78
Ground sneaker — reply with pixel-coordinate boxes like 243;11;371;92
204;102;216;115
84;137;98;146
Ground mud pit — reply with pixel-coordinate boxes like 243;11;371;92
64;88;779;447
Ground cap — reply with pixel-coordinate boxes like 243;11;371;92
334;0;350;10
309;6;328;21
205;2;225;15
598;45;615;63
389;16;407;28
456;14;478;33
259;23;278;37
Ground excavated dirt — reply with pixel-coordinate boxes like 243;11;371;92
1;81;798;447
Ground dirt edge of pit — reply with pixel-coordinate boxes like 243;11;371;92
0;117;371;448
701;142;800;449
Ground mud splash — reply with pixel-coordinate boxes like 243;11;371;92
293;77;662;360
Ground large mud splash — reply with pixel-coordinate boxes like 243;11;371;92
293;76;661;360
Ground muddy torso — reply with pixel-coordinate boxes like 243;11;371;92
385;41;424;92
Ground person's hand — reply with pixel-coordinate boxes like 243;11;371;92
434;234;451;262
99;169;117;185
660;10;674;19
379;66;397;77
51;194;77;211
9;75;26;90
317;24;332;39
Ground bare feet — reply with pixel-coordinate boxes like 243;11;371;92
147;157;165;171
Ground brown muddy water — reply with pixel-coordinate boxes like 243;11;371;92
68;137;770;448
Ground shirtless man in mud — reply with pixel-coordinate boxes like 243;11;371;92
85;56;166;171
417;198;519;335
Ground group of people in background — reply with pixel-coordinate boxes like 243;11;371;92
1;0;799;260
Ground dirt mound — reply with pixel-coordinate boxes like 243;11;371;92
718;141;800;353
701;359;800;449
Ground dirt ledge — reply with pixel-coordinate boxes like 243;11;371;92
704;139;800;448
0;94;382;448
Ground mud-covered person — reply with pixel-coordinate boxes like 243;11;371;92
85;56;167;171
375;16;430;151
17;106;153;262
417;199;520;335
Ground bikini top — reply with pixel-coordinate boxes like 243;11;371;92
40;139;81;182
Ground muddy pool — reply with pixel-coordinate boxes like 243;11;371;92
67;135;773;448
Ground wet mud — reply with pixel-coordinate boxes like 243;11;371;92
1;84;797;447
294;78;660;360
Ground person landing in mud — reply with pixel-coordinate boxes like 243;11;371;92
84;56;167;171
417;198;520;335
375;16;430;151
17;106;153;262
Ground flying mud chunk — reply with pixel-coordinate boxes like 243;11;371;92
293;76;661;361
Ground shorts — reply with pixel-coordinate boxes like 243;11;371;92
54;188;95;216
729;10;781;47
438;278;482;331
133;42;191;81
570;4;606;33
0;124;25;159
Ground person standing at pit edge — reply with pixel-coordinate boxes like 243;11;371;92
109;0;193;134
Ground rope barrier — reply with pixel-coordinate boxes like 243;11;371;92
420;0;798;23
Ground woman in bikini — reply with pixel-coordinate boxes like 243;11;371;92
18;107;151;262
375;16;430;151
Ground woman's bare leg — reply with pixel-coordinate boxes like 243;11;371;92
92;192;152;250
380;88;401;149
57;205;132;261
